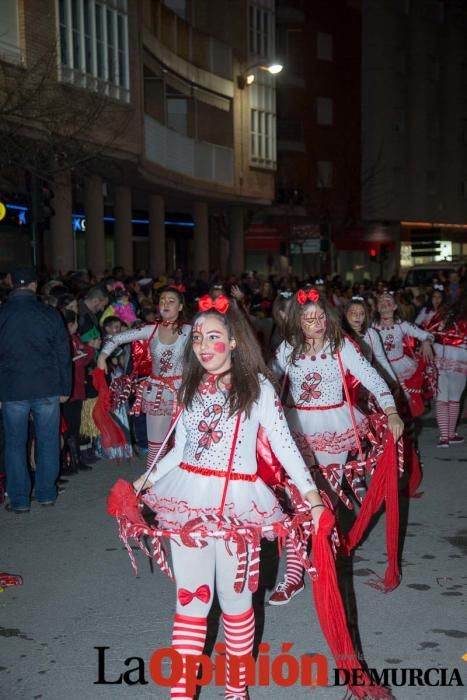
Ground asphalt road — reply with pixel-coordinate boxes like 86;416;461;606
1;411;466;700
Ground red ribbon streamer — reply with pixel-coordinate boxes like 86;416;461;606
312;509;393;698
342;432;401;592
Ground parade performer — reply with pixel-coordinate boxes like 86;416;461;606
371;292;435;495
132;295;325;700
432;291;467;446
269;288;403;605
98;287;190;467
343;296;398;394
415;286;445;329
371;292;434;415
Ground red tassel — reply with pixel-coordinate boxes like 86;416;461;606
92;368;128;450
312;509;393;698
342;434;401;592
107;479;146;525
404;447;423;498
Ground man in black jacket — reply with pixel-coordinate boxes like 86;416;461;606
0;266;72;512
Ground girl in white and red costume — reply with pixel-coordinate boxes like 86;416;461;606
343;297;398;390
371;291;435;495
98;287;190;468
371;292;435;409
415;286;445;330
269;288;403;605
432;291;467;446
133;295;325;700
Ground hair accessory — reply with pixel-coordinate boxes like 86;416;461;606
297;288;320;304
314;278;324;286
433;284;444;291
279;290;294;299
351;296;365;302
198;294;230;314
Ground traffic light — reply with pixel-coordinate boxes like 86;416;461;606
32;177;55;224
369;248;378;262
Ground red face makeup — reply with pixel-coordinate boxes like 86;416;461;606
192;316;234;374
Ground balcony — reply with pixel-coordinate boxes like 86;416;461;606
144;114;234;186
143;0;232;81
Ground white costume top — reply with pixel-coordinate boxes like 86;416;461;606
143;376;317;531
415;308;437;328
273;338;395;457
371;321;433;382
102;323;191;416
433;320;467;376
363;327;397;381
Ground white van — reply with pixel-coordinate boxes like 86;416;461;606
403;262;455;296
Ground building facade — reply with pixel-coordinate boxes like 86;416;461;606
0;0;279;276
245;0;362;278
362;0;467;277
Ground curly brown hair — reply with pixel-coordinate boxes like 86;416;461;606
179;300;273;416
284;292;344;363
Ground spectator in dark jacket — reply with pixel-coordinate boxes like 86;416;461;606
0;266;72;512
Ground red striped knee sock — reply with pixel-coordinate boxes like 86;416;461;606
448;401;460;438
284;538;305;586
170;614;207;699
436;401;449;440
147;440;169;468
223;608;255;698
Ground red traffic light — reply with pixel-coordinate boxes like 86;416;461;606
369;248;377;259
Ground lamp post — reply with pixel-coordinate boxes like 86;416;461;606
237;62;283;89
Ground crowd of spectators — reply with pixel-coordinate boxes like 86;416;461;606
0;261;466;511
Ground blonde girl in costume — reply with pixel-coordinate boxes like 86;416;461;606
268;288;403;605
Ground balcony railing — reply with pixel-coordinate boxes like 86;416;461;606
144;115;234;186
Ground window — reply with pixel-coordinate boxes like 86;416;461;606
249;0;274;58
0;0;21;61
251;109;275;162
58;0;129;102
317;97;333;126
248;1;276;167
317;161;333;189
317;32;333;61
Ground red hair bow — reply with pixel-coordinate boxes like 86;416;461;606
198;294;230;314
296;288;320;304
178;584;211;607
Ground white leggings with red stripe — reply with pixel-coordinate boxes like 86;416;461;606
436;370;466;439
169;537;254;699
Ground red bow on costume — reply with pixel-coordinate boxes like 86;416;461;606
296;288;320;304
178;584;211;607
198;294;230;314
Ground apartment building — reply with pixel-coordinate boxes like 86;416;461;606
362;0;467;275
0;0;279;275
249;0;362;277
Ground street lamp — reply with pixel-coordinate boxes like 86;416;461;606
237;62;283;89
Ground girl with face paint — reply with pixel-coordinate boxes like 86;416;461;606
268;288;402;606
343;298;398;389
431;290;467;446
98;287;190;467
132;295;324;700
